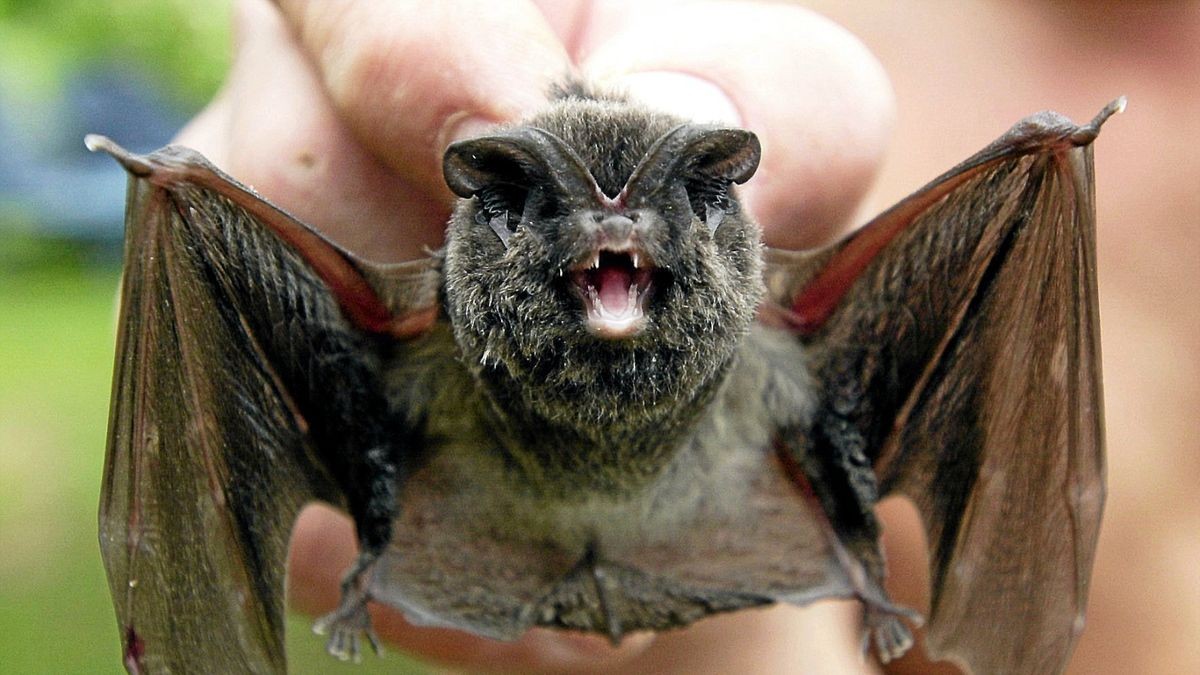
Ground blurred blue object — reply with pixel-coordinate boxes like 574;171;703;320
0;64;191;244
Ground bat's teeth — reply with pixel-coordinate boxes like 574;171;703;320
571;258;652;339
632;252;641;269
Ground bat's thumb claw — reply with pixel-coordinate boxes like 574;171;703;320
84;134;156;177
83;134;109;152
1071;97;1127;145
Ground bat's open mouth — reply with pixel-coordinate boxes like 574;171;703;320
569;247;658;338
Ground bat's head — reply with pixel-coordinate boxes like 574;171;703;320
441;92;763;449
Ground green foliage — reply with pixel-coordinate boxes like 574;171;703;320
0;0;232;106
0;262;127;673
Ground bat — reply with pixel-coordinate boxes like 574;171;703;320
90;86;1117;674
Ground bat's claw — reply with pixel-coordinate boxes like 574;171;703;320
313;552;384;662
861;603;920;663
841;552;922;663
864;607;907;658
313;594;382;663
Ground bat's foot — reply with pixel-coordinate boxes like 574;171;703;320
313;553;383;662
849;565;921;663
863;605;917;663
313;591;382;662
834;540;922;663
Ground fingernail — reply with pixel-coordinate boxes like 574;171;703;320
438;111;496;149
603;71;742;125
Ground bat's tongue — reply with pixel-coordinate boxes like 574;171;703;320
598;267;634;316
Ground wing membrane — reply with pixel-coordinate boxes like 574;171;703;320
765;101;1116;673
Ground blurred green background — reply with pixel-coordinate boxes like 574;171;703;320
0;1;421;672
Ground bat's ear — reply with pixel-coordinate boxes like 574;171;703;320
443;127;600;205
623;125;761;230
444;129;603;245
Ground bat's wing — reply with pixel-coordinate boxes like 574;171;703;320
762;100;1119;674
89;137;439;673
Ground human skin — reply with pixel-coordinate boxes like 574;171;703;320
175;0;896;672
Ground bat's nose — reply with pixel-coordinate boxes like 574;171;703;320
599;214;634;242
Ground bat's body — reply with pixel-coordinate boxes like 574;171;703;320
370;325;844;640
91;87;1115;674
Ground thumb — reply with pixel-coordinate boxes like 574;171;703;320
581;2;894;248
275;0;574;198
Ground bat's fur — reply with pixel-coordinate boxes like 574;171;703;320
442;89;765;496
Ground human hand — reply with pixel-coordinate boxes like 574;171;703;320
178;0;894;671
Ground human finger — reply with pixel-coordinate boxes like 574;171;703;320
177;0;448;260
275;0;574;199
579;1;895;247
